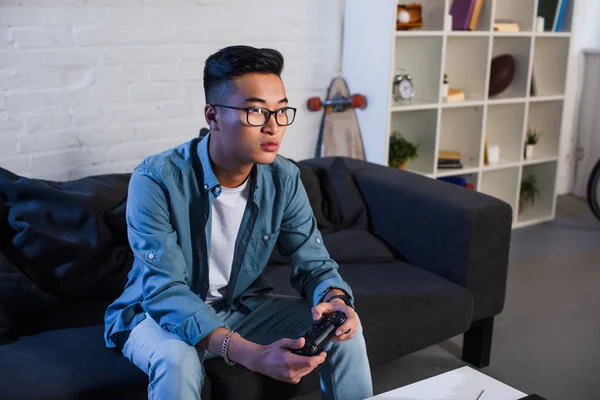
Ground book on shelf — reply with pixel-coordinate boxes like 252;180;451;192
494;21;520;32
468;0;484;31
450;0;476;30
538;0;561;31
450;0;484;31
554;0;568;32
438;158;462;164
438;150;462;161
447;88;465;102
438;162;464;169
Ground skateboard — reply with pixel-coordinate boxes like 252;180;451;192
307;77;367;160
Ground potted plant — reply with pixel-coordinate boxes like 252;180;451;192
388;131;419;169
525;127;541;159
519;174;540;213
442;73;449;99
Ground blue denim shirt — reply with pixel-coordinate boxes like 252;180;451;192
104;133;353;348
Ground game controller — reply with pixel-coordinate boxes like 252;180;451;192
292;311;347;356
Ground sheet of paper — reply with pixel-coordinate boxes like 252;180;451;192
367;366;527;400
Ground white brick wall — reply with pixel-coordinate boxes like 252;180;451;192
0;0;344;181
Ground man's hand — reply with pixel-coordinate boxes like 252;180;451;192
254;337;326;384
311;300;359;343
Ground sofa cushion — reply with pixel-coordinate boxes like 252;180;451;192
0;252;58;336
0;168;134;335
0;301;148;400
321;230;396;263
292;158;368;232
269;229;396;265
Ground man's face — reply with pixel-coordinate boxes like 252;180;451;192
209;72;289;165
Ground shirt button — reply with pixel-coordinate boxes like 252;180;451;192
215;187;221;194
316;238;321;244
204;184;209;190
263;235;269;241
148;253;155;260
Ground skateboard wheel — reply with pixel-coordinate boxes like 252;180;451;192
307;97;322;112
351;94;367;109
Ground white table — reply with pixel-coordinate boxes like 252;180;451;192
367;366;528;400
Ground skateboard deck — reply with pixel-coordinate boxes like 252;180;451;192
311;77;366;160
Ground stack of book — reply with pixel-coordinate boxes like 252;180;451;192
438;150;463;169
450;0;485;31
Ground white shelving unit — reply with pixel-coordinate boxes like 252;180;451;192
342;0;574;228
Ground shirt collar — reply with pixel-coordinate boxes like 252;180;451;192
197;131;261;199
197;131;220;192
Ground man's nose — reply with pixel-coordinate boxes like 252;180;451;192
261;112;280;135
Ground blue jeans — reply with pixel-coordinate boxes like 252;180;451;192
119;294;373;400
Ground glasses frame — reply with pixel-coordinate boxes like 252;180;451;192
212;104;297;127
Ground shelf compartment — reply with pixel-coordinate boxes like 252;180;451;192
525;100;562;161
444;36;490;102
410;0;446;31
517;161;557;222
389;109;437;175
490;37;532;99
480;167;519;220
485;103;526;164
494;0;536;32
438;106;484;171
531;37;569;97
393;36;443;104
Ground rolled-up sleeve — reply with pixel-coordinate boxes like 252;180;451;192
127;168;226;346
276;168;354;307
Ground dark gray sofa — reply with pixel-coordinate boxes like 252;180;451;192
0;156;512;400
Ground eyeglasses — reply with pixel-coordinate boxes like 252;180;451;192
212;104;297;127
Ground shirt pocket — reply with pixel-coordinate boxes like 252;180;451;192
246;229;281;271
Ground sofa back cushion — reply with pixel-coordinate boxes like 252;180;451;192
0;168;133;305
271;158;395;264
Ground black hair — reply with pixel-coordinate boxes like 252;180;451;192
203;45;284;104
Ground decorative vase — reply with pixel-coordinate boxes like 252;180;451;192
536;16;545;33
397;162;406;170
525;144;535;159
442;83;449;99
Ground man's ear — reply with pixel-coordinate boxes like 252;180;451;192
204;104;219;132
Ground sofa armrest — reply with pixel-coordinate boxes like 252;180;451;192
342;159;512;321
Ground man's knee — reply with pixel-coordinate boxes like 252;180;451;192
330;321;367;354
151;338;203;377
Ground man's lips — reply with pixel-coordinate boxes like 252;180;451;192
260;141;279;151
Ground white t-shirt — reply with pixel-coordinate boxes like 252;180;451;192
205;178;251;305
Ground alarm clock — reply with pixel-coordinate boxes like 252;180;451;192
392;71;415;101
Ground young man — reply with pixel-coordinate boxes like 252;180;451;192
104;45;373;400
